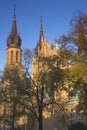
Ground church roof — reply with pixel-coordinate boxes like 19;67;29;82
7;7;22;48
35;17;44;55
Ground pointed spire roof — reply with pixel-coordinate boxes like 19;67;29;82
11;7;17;36
35;17;44;56
39;16;44;43
7;7;22;48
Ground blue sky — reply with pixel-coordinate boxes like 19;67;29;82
0;0;87;70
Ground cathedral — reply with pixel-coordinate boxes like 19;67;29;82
0;8;82;130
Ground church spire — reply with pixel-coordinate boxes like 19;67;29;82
11;7;17;36
39;16;44;43
35;17;44;55
6;7;22;65
7;7;22;48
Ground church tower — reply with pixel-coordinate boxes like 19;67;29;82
32;18;52;77
35;17;52;57
6;8;22;66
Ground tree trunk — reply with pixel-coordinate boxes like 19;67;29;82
11;117;15;130
38;109;43;130
38;114;43;130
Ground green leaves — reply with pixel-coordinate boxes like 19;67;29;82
0;65;25;127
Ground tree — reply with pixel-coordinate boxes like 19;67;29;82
67;59;87;115
22;48;33;73
58;34;70;49
69;11;87;54
18;53;67;130
0;64;25;129
68;122;87;130
57;12;87;117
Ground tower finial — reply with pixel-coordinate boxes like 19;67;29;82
39;16;44;43
11;5;17;36
13;5;16;19
40;16;42;26
40;16;43;32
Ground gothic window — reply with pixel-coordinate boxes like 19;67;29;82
11;50;13;64
7;51;9;62
16;51;19;63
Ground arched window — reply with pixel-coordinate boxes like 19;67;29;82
11;50;13;64
7;51;9;62
16;51;19;63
